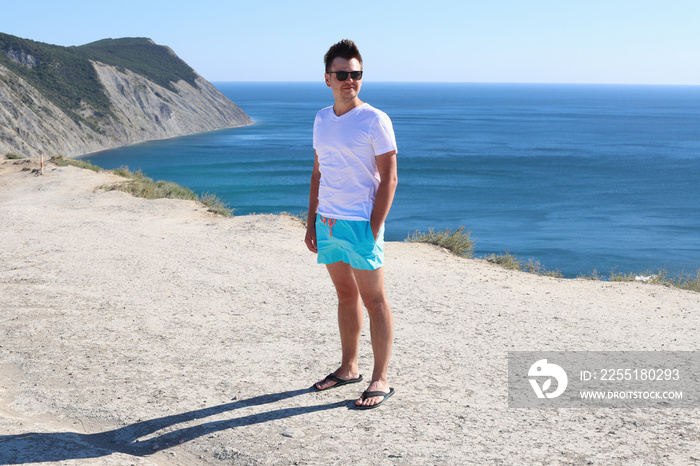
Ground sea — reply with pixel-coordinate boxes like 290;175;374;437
81;82;700;278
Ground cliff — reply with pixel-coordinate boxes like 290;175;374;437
0;34;252;158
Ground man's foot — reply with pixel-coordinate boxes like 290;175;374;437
355;380;394;409
314;371;362;391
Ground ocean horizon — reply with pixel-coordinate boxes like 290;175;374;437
81;82;700;278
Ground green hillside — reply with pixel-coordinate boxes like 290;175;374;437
0;33;199;129
75;37;198;90
0;33;113;125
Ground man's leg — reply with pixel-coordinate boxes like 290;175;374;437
352;266;394;407
314;261;363;390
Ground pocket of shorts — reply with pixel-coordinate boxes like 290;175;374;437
364;221;376;244
367;222;385;245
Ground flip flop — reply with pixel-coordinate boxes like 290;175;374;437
313;373;363;391
355;387;395;410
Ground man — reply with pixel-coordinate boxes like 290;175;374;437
304;39;398;410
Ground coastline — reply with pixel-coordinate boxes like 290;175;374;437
73;120;256;161
1;157;699;464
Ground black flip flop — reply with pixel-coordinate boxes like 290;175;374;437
313;373;363;391
355;387;395;410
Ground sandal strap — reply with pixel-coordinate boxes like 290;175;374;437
361;390;390;400
323;373;345;383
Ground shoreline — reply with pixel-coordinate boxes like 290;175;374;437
2;157;699;464
73;120;256;160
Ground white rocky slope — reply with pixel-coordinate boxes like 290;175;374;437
0;61;252;158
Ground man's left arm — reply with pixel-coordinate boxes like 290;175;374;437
371;150;398;240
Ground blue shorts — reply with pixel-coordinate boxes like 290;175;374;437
316;214;384;270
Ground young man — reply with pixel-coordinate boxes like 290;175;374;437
304;39;398;409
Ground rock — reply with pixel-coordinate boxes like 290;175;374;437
281;428;305;438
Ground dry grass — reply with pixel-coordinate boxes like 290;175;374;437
579;268;700;292
102;165;233;217
406;226;475;258
485;251;564;278
49;155;102;172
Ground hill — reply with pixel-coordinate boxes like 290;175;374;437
75;37;199;90
0;33;252;158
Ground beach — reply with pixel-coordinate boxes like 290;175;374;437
1;157;699;465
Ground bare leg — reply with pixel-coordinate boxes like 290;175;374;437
353;266;393;407
314;261;363;389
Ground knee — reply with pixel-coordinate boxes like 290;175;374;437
363;295;390;316
335;285;360;306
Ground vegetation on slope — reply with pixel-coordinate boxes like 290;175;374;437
48;156;232;216
75;38;199;90
0;33;199;130
0;32;114;125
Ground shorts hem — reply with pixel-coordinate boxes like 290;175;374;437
317;257;383;271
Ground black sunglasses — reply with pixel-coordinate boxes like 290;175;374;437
328;70;363;81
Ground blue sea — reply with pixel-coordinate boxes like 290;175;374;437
81;82;700;278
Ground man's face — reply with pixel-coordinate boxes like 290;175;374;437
325;57;362;102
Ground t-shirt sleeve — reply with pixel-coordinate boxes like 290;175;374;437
370;112;398;156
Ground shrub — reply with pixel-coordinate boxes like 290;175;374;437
199;192;234;217
49;155;102;172
406;226;475;258
485;251;564;278
666;269;700;292
609;267;635;282
485;251;520;270
111;165;139;179
5;153;23;159
102;165;233;216
577;269;601;281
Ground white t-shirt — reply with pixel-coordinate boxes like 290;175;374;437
313;103;398;221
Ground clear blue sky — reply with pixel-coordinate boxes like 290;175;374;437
3;0;699;84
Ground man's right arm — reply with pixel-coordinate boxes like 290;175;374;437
304;151;321;253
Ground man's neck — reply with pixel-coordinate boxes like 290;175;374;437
333;98;364;117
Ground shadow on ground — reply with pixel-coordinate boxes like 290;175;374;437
0;386;349;464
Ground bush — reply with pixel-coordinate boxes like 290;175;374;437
103;165;233;216
485;251;563;278
49;155;102;172
666;269;700;292
406;226;475;258
577;269;603;281
200;192;234;217
5;153;23;159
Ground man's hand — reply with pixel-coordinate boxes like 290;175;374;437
369;150;397;242
370;221;381;242
305;223;318;253
305;152;321;253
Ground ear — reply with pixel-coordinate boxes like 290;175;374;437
324;73;331;87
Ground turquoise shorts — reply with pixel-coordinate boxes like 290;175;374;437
316;214;384;270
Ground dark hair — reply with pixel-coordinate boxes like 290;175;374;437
324;39;363;72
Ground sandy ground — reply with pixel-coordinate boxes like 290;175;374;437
1;157;699;465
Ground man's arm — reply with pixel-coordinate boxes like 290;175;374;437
371;150;398;240
304;151;321;253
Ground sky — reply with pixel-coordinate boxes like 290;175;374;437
2;0;699;84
